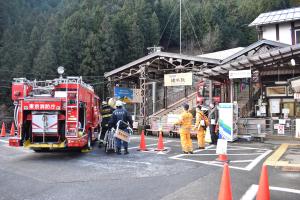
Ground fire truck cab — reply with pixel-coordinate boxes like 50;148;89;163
9;70;101;152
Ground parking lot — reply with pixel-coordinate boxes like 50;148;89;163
0;135;299;200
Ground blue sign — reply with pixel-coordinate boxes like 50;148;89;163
114;87;133;103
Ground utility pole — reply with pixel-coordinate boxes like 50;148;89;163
180;0;182;54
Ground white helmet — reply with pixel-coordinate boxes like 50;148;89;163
115;100;123;107
108;98;116;108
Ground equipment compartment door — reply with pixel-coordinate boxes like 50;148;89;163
32;114;58;134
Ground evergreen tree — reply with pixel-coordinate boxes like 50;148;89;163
32;41;57;79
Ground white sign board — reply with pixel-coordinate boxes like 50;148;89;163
270;99;280;114
164;72;193;86
218;103;238;142
279;119;286;125
294;93;300;99
229;70;251;79
278;125;285;135
216;139;227;155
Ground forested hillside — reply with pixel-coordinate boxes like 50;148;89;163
0;0;299;108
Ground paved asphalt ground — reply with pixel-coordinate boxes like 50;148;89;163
0;135;299;200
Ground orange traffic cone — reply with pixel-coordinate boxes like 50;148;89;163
217;154;229;162
256;165;270;200
218;163;233;200
155;131;166;151
138;130;148;151
10;123;15;137
1;122;6;137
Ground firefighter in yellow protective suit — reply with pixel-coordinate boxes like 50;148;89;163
194;104;209;149
174;103;193;154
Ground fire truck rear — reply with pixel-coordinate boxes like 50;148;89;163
9;68;101;152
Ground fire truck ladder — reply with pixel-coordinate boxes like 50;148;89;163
65;77;81;137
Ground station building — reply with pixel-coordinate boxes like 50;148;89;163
105;7;300;139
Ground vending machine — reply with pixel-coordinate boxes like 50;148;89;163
218;103;238;142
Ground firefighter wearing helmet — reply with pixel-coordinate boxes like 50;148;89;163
99;100;114;146
109;100;133;155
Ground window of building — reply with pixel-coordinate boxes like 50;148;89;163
295;29;300;44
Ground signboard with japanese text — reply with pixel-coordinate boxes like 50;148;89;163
164;72;193;86
23;101;61;110
114;129;130;142
229;70;251;79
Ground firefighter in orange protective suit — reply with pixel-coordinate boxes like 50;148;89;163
194;104;209;149
174;103;193;154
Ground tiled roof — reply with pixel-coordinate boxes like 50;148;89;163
249;7;300;26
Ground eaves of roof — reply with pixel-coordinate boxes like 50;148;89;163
221;39;289;64
104;52;221;78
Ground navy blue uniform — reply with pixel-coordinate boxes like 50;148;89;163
109;108;133;149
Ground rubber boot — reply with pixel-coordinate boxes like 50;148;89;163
124;147;129;155
116;147;121;155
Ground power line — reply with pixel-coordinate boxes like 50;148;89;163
183;1;202;51
156;2;179;46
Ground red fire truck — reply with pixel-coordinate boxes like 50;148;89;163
9;67;101;152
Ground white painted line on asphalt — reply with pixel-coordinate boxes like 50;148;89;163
130;136;159;141
128;141;173;150
231;145;269;151
177;153;263;156
195;148;261;151
270;186;300;194
240;184;300;200
128;143;157;150
170;157;248;171
245;150;272;171
193;145;214;153
229;160;253;163
0;139;9;143
169;146;272;171
240;184;257;200
168;145;214;159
